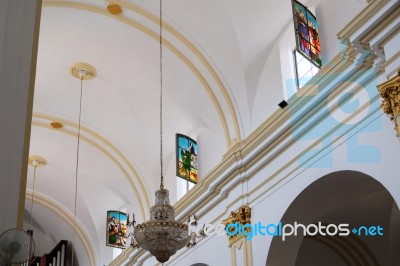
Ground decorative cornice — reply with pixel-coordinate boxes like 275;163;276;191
337;0;390;41
359;5;400;44
336;0;400;70
382;53;400;77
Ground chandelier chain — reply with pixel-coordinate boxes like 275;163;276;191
29;165;37;229
132;1;190;262
71;76;83;266
159;0;164;189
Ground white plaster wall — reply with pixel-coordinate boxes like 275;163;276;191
251;42;284;131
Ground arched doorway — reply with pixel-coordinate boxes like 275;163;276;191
266;171;400;266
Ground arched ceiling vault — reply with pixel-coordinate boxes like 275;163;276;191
42;0;243;146
27;0;295;264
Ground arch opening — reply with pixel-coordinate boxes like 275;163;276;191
266;170;400;266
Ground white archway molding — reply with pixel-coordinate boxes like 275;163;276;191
25;191;97;266
42;0;242;148
31;112;150;220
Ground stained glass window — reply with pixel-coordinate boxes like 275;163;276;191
106;211;127;248
176;134;198;184
292;0;322;68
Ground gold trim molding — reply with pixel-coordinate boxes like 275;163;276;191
378;70;400;136
222;205;251;246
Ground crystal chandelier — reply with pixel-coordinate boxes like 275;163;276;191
132;0;190;263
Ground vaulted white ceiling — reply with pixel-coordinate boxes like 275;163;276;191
26;0;296;264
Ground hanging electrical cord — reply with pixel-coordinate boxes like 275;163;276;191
29;162;38;229
68;62;96;265
71;75;84;266
159;0;164;189
27;155;47;262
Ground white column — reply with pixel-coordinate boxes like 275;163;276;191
0;0;42;231
230;237;253;266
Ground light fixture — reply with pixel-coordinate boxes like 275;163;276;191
70;62;96;266
187;214;205;248
27;155;47;230
26;155;46;260
131;0;190;263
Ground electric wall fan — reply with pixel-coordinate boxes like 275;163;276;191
0;228;34;265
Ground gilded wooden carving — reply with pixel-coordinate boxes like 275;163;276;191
222;205;251;245
378;70;400;136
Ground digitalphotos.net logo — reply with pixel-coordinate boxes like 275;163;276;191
190;221;384;241
286;67;382;168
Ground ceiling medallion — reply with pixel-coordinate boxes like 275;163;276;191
28;155;47;167
70;62;96;80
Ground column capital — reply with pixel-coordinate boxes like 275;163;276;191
222;205;252;246
378;70;400;136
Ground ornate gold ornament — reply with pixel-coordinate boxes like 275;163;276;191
107;3;123;15
50;121;63;129
222;205;251;246
378;70;400;136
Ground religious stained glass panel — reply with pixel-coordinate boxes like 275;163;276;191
176;134;198;184
292;0;322;68
106;210;127;249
